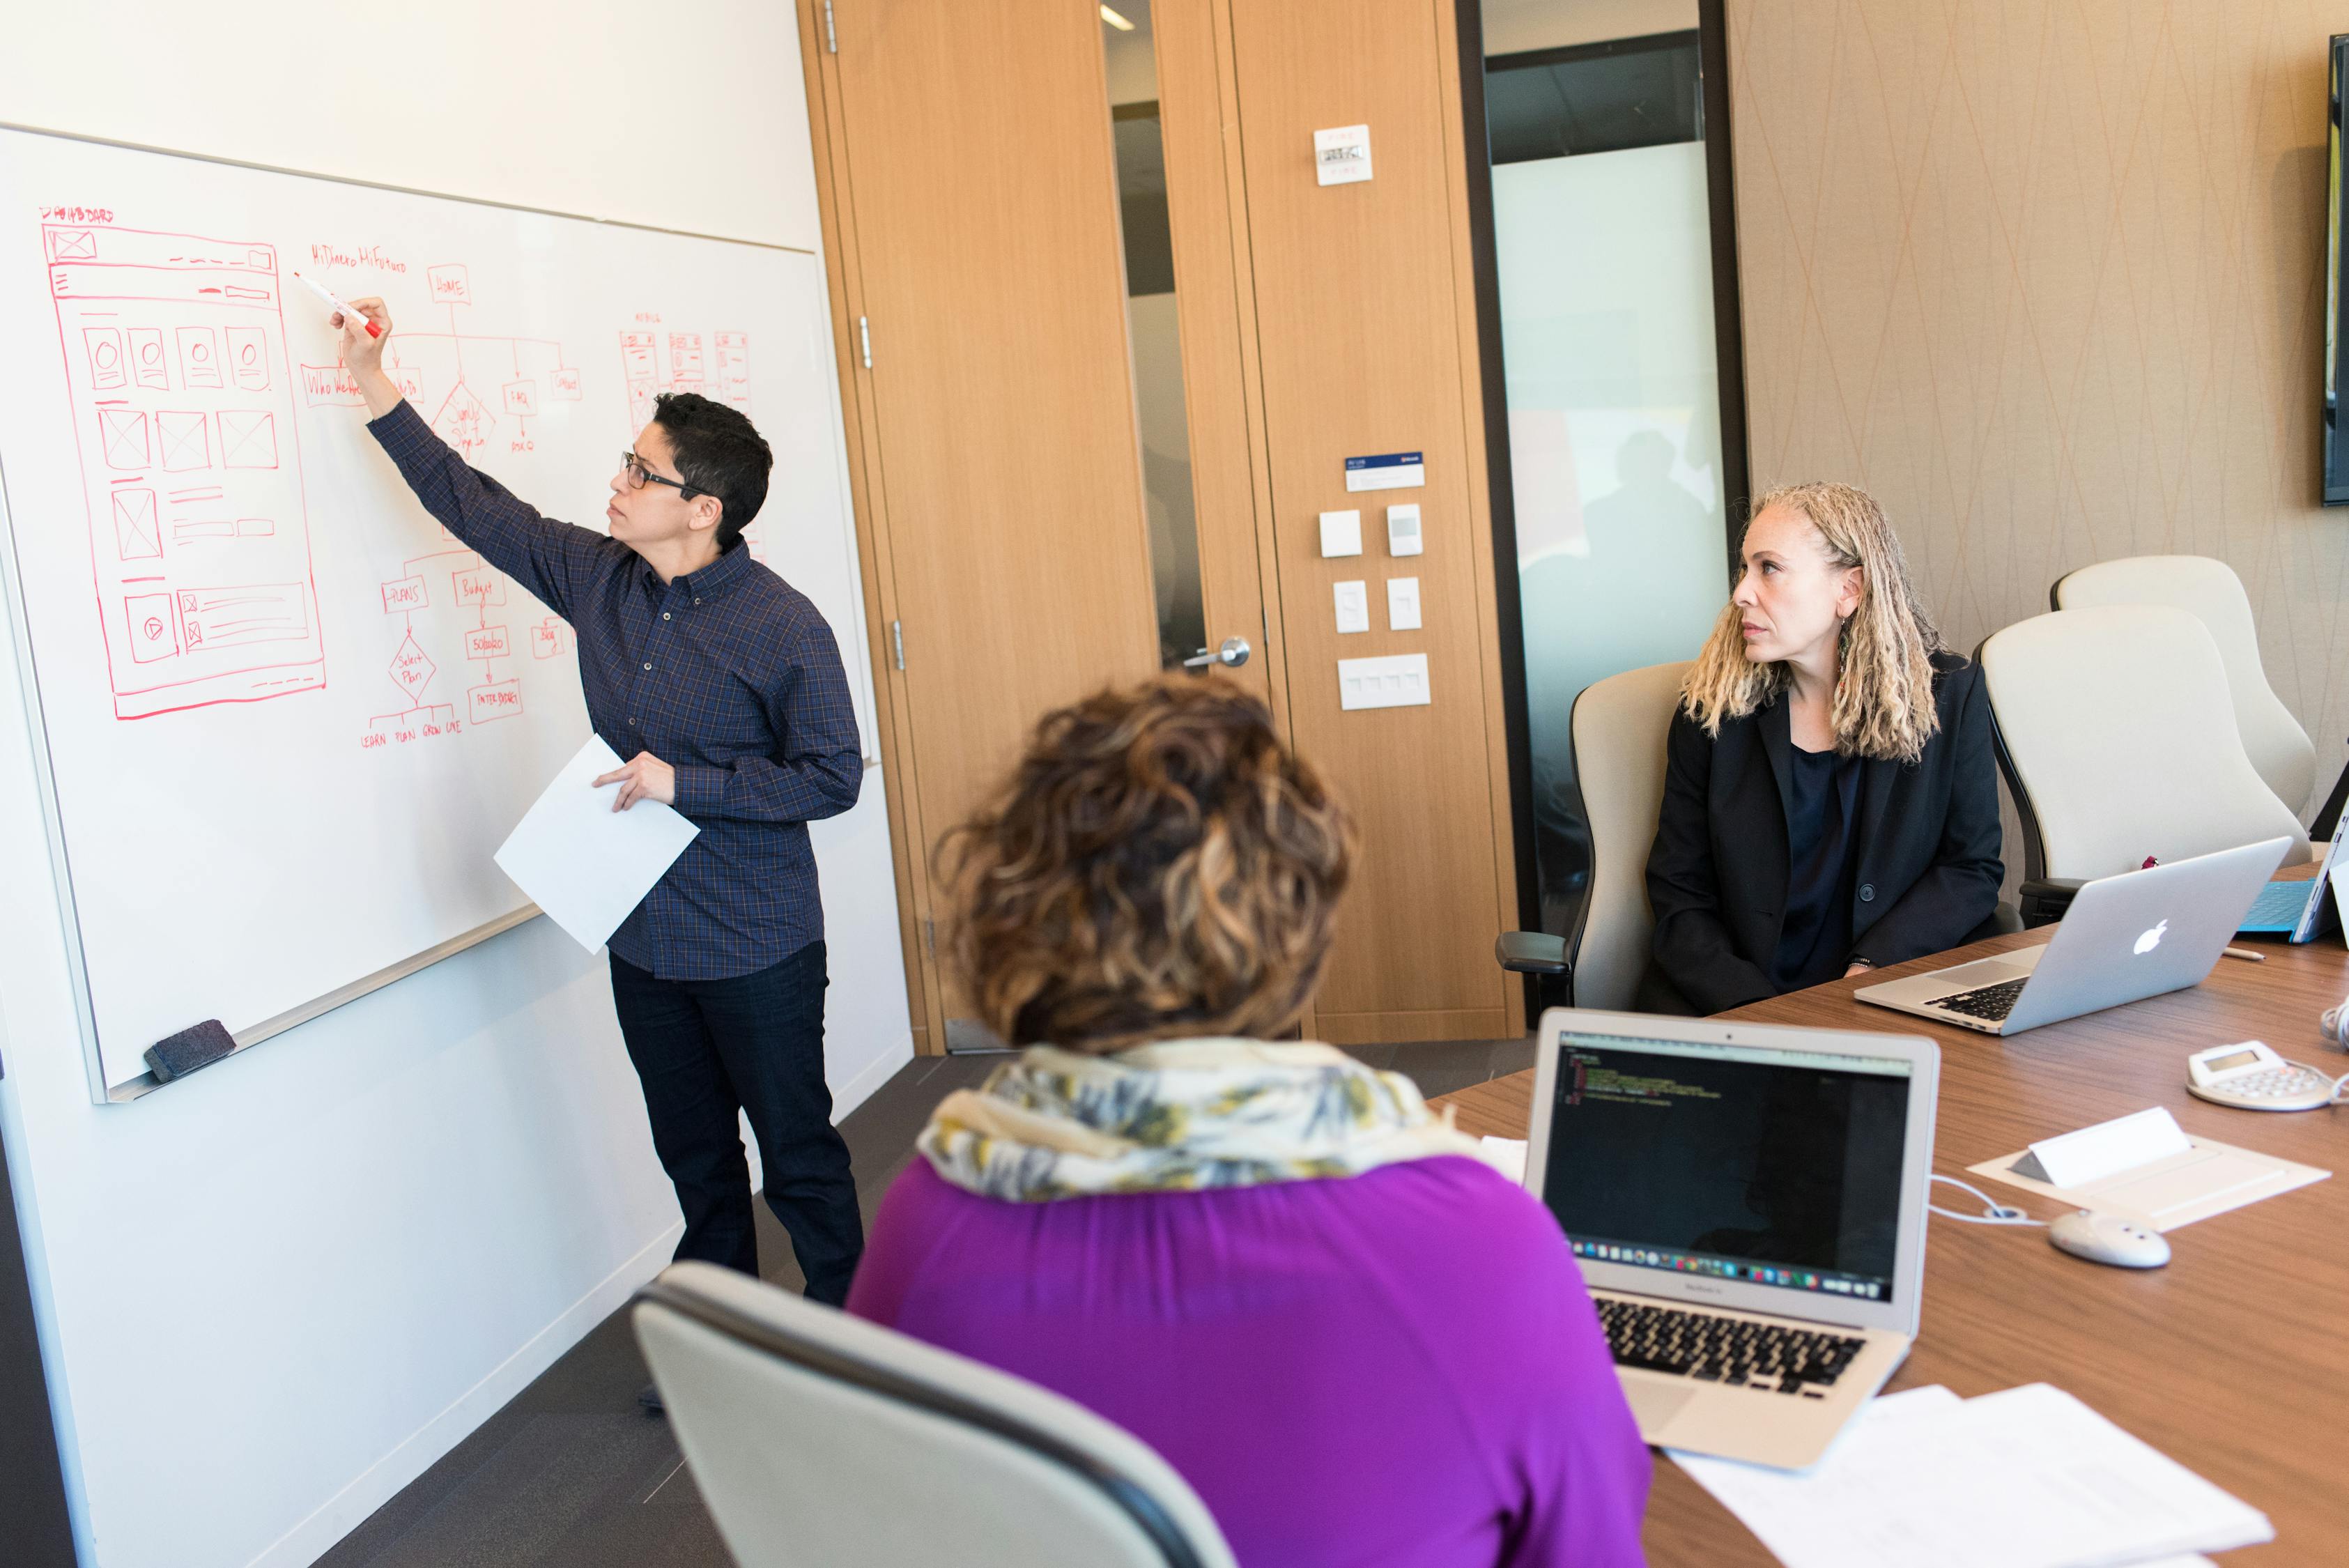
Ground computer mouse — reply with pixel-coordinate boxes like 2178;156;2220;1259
2047;1209;2170;1268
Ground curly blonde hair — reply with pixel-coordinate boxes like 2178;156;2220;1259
1682;481;1945;762
937;676;1357;1052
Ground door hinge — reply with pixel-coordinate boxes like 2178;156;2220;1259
890;619;904;669
824;0;838;52
924;918;936;958
858;315;872;368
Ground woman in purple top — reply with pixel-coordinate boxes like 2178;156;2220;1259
848;677;1649;1567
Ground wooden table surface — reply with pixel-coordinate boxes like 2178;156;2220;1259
1433;889;2349;1566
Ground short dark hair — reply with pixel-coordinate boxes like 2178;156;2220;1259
652;392;773;550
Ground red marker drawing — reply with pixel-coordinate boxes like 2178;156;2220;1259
290;271;383;338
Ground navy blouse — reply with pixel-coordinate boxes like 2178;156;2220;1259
1770;744;1863;991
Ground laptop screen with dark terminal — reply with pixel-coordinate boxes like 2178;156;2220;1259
1539;1032;1913;1305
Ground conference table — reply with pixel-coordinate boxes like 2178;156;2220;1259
1432;873;2349;1566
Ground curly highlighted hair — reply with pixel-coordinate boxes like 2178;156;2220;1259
1683;480;1946;763
937;676;1357;1052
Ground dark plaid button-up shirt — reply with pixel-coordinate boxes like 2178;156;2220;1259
369;400;863;979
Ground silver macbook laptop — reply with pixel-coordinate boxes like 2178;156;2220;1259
1854;836;2293;1035
1524;1009;1940;1470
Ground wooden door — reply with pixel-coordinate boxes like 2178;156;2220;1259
801;0;1516;1052
1223;0;1523;1044
808;0;1163;1046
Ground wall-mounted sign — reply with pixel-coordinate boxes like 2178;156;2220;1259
1345;450;1424;492
1314;124;1373;186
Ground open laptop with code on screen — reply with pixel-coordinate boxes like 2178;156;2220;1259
1523;1010;1940;1470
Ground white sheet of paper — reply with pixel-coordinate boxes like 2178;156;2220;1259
1672;1383;2267;1568
1477;1135;1527;1184
494;736;700;953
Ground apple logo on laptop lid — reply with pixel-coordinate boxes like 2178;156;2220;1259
2134;919;2168;956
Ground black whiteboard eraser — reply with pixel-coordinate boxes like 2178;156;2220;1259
145;1020;237;1083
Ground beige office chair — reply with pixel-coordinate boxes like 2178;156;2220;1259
1495;661;1688;1008
2051;555;2318;817
1978;604;2309;886
633;1262;1235;1568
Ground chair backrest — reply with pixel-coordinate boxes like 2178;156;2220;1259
1978;605;2309;881
633;1262;1236;1568
1566;661;1691;1010
2052;555;2317;815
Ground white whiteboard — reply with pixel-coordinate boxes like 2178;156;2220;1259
0;129;877;1094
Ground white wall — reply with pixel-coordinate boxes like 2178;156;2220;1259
0;5;913;1565
5;2;824;252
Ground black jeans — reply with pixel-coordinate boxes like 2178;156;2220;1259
609;941;863;1304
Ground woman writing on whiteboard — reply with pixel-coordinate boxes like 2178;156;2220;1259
328;297;866;1405
1642;482;2003;1013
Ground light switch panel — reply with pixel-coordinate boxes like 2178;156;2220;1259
1338;653;1431;711
1386;576;1422;631
1333;580;1370;634
1386;503;1423;556
1319;509;1363;558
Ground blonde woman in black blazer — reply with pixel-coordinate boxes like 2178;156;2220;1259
1641;483;2002;1016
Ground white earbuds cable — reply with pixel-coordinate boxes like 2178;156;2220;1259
2313;997;2349;1101
1927;1174;2046;1227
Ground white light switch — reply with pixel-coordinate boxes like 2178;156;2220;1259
1387;576;1422;631
1386;503;1423;556
1337;653;1431;711
1333;580;1370;634
1319;509;1363;558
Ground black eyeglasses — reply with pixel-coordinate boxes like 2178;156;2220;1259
620;451;704;500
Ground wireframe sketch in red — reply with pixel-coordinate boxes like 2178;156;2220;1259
46;224;325;718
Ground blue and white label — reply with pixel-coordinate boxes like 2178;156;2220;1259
1344;451;1424;492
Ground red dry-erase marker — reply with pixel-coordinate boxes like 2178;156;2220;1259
290;271;383;338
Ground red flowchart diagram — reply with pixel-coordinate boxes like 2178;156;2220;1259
300;261;579;462
619;325;751;434
46;224;325;718
288;259;580;747
364;541;570;746
618;322;760;557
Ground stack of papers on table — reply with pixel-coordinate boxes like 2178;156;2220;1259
1671;1383;2270;1568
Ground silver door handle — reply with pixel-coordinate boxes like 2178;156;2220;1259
1183;636;1251;670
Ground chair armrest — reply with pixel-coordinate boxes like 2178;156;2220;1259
1494;930;1571;976
2017;877;2084;929
1989;900;2025;935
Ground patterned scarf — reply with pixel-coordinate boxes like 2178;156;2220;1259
915;1038;1495;1203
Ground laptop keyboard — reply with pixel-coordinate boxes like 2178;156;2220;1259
1596;1297;1865;1396
1932;976;2028;1022
2240;879;2306;929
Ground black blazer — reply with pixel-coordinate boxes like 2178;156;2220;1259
1642;651;2003;1015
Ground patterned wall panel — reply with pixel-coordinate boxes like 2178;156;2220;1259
1728;0;2349;817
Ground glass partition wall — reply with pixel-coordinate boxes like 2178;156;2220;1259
1467;1;1750;962
1101;0;1210;670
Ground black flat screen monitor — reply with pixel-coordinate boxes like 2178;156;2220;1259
2327;35;2349;503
